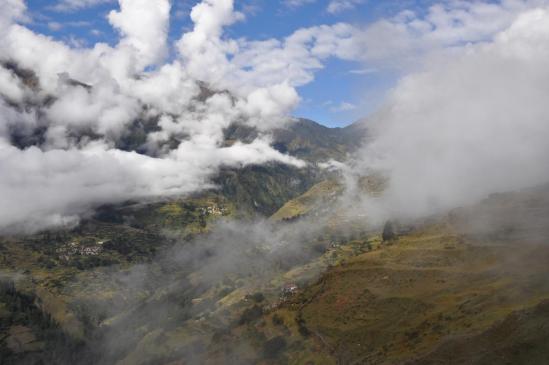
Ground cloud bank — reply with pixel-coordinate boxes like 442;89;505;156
0;0;356;233
355;7;549;222
352;0;549;69
1;0;548;233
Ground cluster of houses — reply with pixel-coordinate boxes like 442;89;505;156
56;239;105;261
200;203;227;216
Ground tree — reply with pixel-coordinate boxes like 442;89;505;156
239;305;263;325
263;336;287;358
382;220;396;242
272;314;284;326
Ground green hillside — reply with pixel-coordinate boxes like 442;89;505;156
3;182;549;364
201;186;549;364
270;179;343;222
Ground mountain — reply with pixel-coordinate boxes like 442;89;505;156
98;117;369;222
6;61;549;365
0;115;369;363
225;118;366;163
170;117;367;218
3;143;549;364
206;118;368;216
0;61;367;218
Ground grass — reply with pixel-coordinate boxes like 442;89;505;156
253;224;549;364
7;233;547;365
270;180;343;222
4;185;549;364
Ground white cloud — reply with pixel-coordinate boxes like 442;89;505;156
353;0;549;69
2;0;547;232
355;7;549;222
51;0;115;12
47;21;63;31
218;23;360;93
284;0;317;9
0;67;25;102
108;0;171;69
0;0;27;32
176;0;245;88
327;0;363;14
0;137;304;233
0;0;354;232
349;67;378;75
329;101;356;112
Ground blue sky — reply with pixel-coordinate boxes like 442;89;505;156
22;0;425;127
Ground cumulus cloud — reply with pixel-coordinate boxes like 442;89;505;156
2;0;545;233
0;0;361;232
0;0;27;32
108;0;171;68
216;23;360;93
0;67;25;102
0;137;304;233
354;7;549;222
353;0;549;69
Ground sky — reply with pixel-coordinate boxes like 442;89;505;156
21;0;437;127
2;0;549;233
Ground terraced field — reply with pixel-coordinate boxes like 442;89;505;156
228;188;549;364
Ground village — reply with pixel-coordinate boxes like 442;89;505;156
55;238;106;262
199;203;228;216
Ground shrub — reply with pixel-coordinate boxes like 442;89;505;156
382;221;396;241
263;336;287;358
238;305;263;325
218;287;234;298
251;292;265;303
296;315;310;337
272;314;284;326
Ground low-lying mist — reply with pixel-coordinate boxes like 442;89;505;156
55;214;345;364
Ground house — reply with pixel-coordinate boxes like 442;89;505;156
329;241;341;249
56;239;103;260
199;203;227;216
80;246;102;256
56;242;78;259
281;283;298;296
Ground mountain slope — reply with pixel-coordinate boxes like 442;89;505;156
225;118;367;163
3;180;549;364
207;185;549;364
0;61;369;221
408;299;549;365
212;118;367;216
269;179;343;222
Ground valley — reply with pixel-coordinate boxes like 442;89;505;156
2;1;549;364
2;166;549;364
